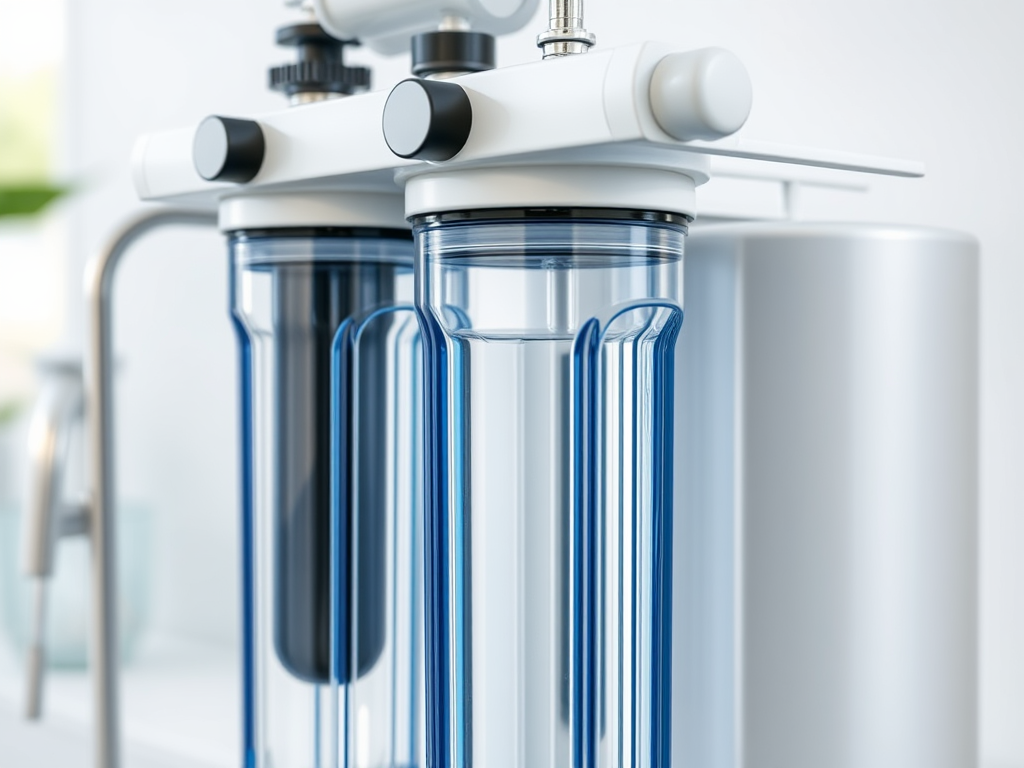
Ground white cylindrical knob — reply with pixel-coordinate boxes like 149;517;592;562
313;0;540;55
650;48;753;142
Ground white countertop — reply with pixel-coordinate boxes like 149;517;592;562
0;634;238;768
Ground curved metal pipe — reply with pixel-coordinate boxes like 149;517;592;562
84;209;218;768
22;363;82;720
23;373;78;579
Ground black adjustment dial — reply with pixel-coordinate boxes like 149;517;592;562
193;116;265;183
382;79;473;162
269;23;370;99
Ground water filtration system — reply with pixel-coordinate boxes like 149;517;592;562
68;1;977;767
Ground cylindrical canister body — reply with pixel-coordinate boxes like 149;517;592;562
230;229;422;768
414;210;686;768
674;223;979;768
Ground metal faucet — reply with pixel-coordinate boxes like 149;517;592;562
20;356;90;719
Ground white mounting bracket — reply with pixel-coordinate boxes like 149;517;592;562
133;42;923;222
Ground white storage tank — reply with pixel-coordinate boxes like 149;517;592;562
674;222;979;768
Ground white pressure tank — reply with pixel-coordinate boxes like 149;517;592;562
674;222;978;768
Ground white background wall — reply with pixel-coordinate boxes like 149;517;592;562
62;0;1022;765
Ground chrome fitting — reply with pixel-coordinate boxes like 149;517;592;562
439;14;472;31
289;91;343;106
537;0;595;58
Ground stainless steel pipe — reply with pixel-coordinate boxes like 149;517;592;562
549;0;583;28
84;209;218;768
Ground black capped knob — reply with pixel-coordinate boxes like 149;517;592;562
193;116;265;183
382;79;473;162
411;31;495;78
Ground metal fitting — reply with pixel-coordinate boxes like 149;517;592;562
439;14;472;31
289;91;343;106
537;0;595;58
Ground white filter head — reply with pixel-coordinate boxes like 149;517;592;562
313;0;540;55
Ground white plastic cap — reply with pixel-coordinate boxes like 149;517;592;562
313;0;540;55
649;48;753;142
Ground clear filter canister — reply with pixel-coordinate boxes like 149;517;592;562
229;228;423;768
414;210;686;768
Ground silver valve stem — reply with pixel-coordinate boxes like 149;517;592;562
439;14;471;31
537;0;595;58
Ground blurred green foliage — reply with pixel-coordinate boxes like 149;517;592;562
0;70;63;218
0;400;23;425
0;184;64;217
0;64;64;415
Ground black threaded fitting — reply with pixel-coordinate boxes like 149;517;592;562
411;31;496;78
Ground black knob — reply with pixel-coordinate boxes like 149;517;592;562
193;116;265;183
382;79;473;162
411;31;495;78
269;23;370;99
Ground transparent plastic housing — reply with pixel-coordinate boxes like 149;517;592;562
331;304;425;768
414;211;685;768
230;231;423;768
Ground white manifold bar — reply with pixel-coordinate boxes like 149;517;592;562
132;42;923;214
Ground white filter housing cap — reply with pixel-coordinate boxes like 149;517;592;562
218;191;409;232
313;0;540;55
